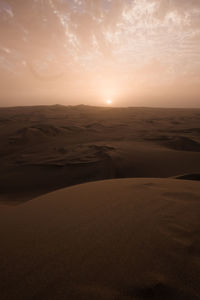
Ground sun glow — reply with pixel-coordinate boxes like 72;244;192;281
0;1;200;107
106;99;112;105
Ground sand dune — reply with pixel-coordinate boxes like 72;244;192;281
0;105;200;203
0;178;199;299
0;105;199;299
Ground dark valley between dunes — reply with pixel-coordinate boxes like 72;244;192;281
0;105;200;203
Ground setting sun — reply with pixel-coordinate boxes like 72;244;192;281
106;99;112;105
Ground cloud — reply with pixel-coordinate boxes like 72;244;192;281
0;0;200;105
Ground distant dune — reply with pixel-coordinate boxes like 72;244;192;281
0;105;200;203
0;178;199;299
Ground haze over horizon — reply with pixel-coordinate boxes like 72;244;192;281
0;0;200;107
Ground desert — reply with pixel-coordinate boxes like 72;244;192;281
0;105;200;299
0;105;200;203
1;0;200;298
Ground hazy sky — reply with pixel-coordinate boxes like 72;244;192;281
0;0;200;107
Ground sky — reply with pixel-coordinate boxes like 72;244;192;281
0;0;200;107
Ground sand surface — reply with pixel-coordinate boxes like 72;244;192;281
0;178;200;299
0;105;200;202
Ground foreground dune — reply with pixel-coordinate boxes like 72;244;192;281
0;178;199;299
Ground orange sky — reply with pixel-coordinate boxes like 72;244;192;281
0;0;200;107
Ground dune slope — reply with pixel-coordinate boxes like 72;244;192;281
0;105;200;202
0;178;199;299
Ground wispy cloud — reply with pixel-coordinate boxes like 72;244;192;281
0;0;200;104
